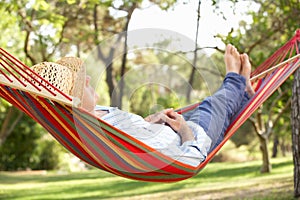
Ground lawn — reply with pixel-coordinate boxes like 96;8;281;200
0;156;296;200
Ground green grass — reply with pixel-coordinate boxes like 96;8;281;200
0;157;296;200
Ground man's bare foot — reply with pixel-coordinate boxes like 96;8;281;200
224;44;241;74
240;53;255;97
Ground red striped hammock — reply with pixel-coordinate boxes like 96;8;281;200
0;30;299;182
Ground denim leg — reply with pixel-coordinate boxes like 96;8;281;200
209;91;250;151
184;73;246;152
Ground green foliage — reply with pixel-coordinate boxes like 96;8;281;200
149;0;177;10
0;115;40;170
0;115;64;171
129;84;183;117
216;0;299;67
32;135;66;170
0;5;25;58
156;93;181;111
231;120;256;147
129;86;155;117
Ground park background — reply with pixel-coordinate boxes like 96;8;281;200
0;0;299;199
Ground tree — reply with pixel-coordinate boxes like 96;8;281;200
250;89;291;172
0;0;181;167
292;68;300;197
92;0;179;107
0;0;76;145
186;0;201;103
93;1;140;107
0;0;109;164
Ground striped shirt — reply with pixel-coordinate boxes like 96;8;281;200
96;106;212;167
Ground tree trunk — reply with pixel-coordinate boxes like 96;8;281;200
259;135;272;173
106;62;119;107
93;4;122;107
186;0;201;103
118;3;137;109
252;107;272;173
292;67;300;197
272;135;279;158
280;140;287;157
0;106;24;146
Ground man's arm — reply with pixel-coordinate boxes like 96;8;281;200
145;109;195;144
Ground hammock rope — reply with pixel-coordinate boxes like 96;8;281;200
0;30;299;182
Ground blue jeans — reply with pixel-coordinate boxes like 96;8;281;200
183;73;250;153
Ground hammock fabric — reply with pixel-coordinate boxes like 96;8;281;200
0;30;299;183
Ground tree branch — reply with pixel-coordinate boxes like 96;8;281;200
19;8;37;64
273;97;292;126
268;88;289;122
249;111;264;139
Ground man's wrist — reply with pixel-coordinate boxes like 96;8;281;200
178;126;195;143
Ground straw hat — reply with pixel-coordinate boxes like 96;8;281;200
29;62;74;94
29;57;86;105
56;56;86;104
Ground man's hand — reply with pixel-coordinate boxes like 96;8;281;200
145;109;195;144
144;110;169;124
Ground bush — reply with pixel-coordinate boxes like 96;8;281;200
0;115;65;171
0;116;40;170
33;137;66;170
129;86;184;117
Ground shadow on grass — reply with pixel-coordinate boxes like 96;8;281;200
0;174;169;200
194;158;293;181
0;158;293;200
0;169;112;184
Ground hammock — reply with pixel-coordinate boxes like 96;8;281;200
0;30;299;183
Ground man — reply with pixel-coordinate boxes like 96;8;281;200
31;44;254;166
